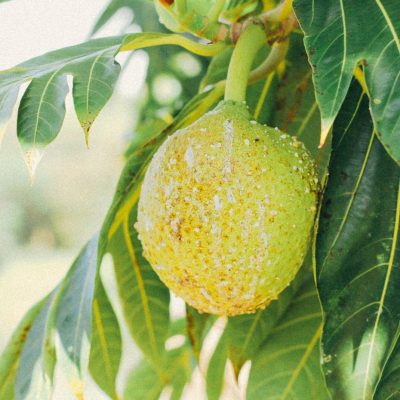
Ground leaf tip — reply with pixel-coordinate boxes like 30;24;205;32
319;118;333;148
23;147;44;184
82;122;93;149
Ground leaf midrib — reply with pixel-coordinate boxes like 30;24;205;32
122;217;160;364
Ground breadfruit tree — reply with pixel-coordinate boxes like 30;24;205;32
0;0;399;399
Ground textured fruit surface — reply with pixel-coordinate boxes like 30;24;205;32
136;101;318;316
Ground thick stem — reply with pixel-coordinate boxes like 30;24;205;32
224;22;267;103
261;0;293;23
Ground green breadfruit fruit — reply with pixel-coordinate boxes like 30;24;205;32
136;101;318;316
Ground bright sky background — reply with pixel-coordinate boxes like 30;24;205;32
0;0;125;68
0;0;148;97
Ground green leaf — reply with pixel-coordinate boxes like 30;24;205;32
316;83;400;399
123;319;193;400
200;47;233;91
206;333;228;400
0;299;47;400
247;278;329;400
375;336;400;399
89;280;122;400
293;0;400;164
225;264;309;374
56;234;99;372
0;32;223;174
72;50;121;144
17;72;68;176
108;204;170;367
15;291;58;400
123;360;161;400
271;32;330;177
1;36;122;171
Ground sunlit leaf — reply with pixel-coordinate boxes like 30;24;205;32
17;72;68;176
317;83;400;399
0;32;223;174
206;333;228;400
0;298;47;400
72;50;121;144
123;319;193;400
15;291;58;400
108;204;170;367
247;278;329;400
89;280;122;399
294;0;400;164
56;234;99;372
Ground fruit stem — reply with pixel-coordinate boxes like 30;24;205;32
261;0;293;23
224;22;267;103
207;0;226;23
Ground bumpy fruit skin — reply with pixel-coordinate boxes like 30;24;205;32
136;101;318;316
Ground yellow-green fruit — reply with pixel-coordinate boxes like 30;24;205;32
136;101;318;316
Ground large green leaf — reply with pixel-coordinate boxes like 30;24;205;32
316;83;400;399
247;278;329;400
108;205;170;367
0;298;47;400
0;32;224;174
294;0;400;164
1;35;122;164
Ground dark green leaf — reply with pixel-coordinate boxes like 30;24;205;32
317;83;400;399
375;336;400;399
0;299;47;400
294;0;400;164
271;32;329;176
247;278;329;400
